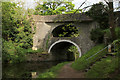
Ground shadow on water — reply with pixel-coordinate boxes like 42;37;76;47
2;61;66;79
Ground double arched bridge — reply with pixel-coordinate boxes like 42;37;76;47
30;13;99;60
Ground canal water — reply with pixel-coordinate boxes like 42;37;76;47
2;61;64;79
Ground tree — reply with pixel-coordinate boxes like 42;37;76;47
65;9;82;14
104;0;116;40
34;1;75;15
86;2;109;29
2;2;33;48
2;2;33;63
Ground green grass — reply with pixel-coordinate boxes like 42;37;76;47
86;56;119;78
71;44;107;70
38;62;68;78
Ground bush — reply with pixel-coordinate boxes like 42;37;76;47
115;27;120;39
24;48;43;54
90;28;104;43
90;27;120;44
103;27;120;43
2;40;27;63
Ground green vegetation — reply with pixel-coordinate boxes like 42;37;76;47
71;44;106;70
86;56;118;78
2;2;35;63
90;27;120;43
38;62;68;78
2;1;120;78
46;35;50;49
34;1;75;15
68;45;79;60
2;40;26;63
86;2;108;29
90;28;104;43
71;39;120;78
24;48;43;54
52;23;79;37
86;39;120;78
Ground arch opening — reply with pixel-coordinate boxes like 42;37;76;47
52;23;79;37
48;40;81;61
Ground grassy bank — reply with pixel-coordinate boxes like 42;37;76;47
71;40;119;78
86;56;119;78
71;44;106;70
38;62;68;78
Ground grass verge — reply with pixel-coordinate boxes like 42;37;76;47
71;44;106;70
86;56;119;78
38;62;68;78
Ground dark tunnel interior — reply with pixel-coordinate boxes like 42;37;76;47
50;42;75;61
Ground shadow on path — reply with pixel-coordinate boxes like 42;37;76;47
57;62;85;78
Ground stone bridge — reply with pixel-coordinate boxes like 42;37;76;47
30;13;99;60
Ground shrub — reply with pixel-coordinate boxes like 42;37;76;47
2;40;27;63
90;27;120;44
90;28;104;43
115;27;120;39
103;27;120;43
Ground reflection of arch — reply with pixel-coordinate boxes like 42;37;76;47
48;40;81;57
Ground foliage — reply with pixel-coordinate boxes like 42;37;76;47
90;27;120;44
71;40;119;78
24;48;43;54
2;2;33;63
46;35;50;49
65;9;82;14
115;27;120;39
90;28;104;43
86;2;108;29
103;27;120;43
2;2;33;49
34;1;75;15
53;23;79;37
86;56;118;78
71;44;106;70
113;39;120;55
38;62;68;78
2;40;26;63
85;39;119;78
68;45;79;60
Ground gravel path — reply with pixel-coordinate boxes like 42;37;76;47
57;62;85;78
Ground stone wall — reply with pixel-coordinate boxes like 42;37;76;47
31;13;99;56
47;21;99;55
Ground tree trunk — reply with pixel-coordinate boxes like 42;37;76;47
108;1;116;41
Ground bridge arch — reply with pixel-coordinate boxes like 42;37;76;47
48;40;81;57
51;23;79;37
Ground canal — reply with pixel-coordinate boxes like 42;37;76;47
2;61;64;79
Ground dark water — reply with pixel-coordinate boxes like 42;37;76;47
2;61;63;79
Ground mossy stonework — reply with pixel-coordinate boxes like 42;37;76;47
31;13;99;59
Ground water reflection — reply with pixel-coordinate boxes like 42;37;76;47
2;61;64;79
